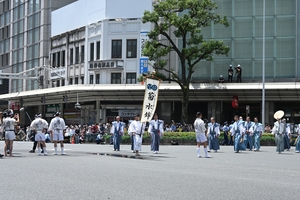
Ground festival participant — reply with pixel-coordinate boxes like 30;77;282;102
110;116;125;151
194;112;211;158
272;110;288;154
295;125;300;153
250;117;263;151
128;114;145;156
244;116;254;151
207;117;220;152
48;111;66;155
230;115;246;153
148;113;164;154
30;113;48;156
2;109;19;157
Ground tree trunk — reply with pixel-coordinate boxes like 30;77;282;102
181;88;189;123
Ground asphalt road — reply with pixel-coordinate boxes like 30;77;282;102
0;141;299;200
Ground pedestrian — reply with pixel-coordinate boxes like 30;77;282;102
48;111;66;155
110;116;125;151
230;115;246;153
250;117;263;151
235;64;242;83
148;113;164;154
2;109;19;157
128;114;145;156
244;116;254;151
218;75;224;83
228;64;233;82
283;119;291;151
30;113;49;156
228;121;234;145
194;112;211;158
29;114;44;153
207;117;220;152
272;110;288;154
222;122;229;145
295;125;300;153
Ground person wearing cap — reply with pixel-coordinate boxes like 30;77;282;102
249;117;263;151
228;65;233;82
244;116;254;151
148;113;164;154
221;122;229;145
207;117;220;153
128;114;145;156
110;116;125;151
194;112;211;158
230;115;246;153
2;109;19;157
235;64;242;83
218;75;224;83
30;113;49;156
48;111;66;155
271;111;288;154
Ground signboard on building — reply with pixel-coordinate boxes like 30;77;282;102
140;31;149;74
118;109;141;118
50;68;66;80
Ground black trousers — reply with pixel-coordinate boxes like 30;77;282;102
228;75;233;82
32;141;43;151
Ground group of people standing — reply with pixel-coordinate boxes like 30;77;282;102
194;113;265;157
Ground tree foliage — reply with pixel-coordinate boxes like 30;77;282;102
142;0;230;122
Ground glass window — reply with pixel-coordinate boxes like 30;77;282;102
81;76;84;84
81;45;85;63
96;74;100;84
96;41;100;60
62;79;65;86
69;78;73;85
70;48;73;65
28;0;40;15
75;77;79;84
111;73;121;84
89;74;94;84
90;43;94;61
126;39;137;58
75;47;79;64
111;40;122;58
126;73;136;84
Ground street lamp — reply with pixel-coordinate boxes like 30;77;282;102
262;0;266;129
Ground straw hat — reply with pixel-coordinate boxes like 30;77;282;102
274;110;284;120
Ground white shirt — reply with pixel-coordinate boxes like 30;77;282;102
148;119;164;135
3;117;17;131
30;118;48;132
249;123;263;134
194;118;206;134
48;116;66;133
230;120;245;136
128;120;145;136
110;121;125;134
207;123;220;135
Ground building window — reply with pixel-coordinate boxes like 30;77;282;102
57;80;60;87
126;39;137;58
62;79;65;86
81;45;84;63
56;52;60;67
61;50;65;66
111;40;122;58
81;76;84;84
96;74;100;84
126;73;136;84
111;73;121;84
70;48;73;65
96;41;100;60
89;74;94;84
75;46;79;64
52;53;56;67
69;78;73;85
90;43;94;61
75;77;79;84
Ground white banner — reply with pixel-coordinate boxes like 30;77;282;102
141;78;160;123
140;31;149;58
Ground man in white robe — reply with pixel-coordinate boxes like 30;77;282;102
128;114;145;156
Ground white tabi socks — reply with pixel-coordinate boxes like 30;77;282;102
197;148;201;158
54;147;58;155
204;148;211;158
61;147;65;155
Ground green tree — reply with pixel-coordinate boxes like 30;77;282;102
142;0;230;122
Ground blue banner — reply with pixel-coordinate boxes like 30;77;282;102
140;58;148;74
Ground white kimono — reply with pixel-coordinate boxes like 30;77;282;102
128;120;145;151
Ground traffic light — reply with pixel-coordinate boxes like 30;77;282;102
41;97;45;104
